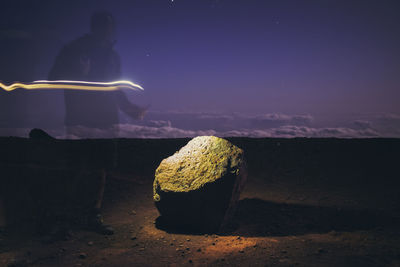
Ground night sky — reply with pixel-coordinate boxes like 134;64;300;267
1;0;399;138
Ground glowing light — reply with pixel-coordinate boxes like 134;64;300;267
0;80;144;92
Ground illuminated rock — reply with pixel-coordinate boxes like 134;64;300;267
153;136;247;232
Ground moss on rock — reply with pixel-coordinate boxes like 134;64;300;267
153;136;247;232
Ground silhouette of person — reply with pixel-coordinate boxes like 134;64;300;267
48;11;146;235
49;11;146;137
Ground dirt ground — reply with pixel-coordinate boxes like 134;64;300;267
0;137;399;266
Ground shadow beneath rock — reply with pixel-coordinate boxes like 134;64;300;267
156;198;398;236
155;216;216;235
226;198;399;237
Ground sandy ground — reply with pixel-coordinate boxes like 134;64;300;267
0;137;399;266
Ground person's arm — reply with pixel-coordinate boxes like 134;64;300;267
115;91;147;120
112;51;147;120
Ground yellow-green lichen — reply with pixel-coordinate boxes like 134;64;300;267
153;136;243;200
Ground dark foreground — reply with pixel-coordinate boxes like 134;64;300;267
0;137;399;266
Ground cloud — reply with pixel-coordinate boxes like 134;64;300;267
144;120;172;128
364;113;400;137
142;111;313;131
246;113;313;128
1;111;398;139
353;120;372;130
52;124;380;139
220;126;379;138
376;113;400;121
117;124;216;139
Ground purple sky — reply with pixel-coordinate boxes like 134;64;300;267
1;0;399;138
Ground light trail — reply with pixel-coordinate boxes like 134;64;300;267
0;80;144;92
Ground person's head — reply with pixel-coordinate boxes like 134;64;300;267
90;11;115;43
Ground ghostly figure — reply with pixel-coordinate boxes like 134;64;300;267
49;11;146;137
47;11;146;235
